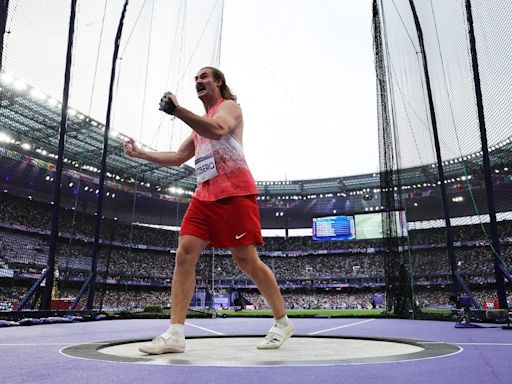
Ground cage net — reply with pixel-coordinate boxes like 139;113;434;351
1;0;511;318
0;0;223;313
374;0;511;316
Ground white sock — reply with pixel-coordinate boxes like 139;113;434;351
164;323;185;339
275;315;289;327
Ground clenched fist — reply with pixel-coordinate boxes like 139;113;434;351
159;91;179;115
124;137;144;159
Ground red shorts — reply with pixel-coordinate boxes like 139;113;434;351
180;195;263;248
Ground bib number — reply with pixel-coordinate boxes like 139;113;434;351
195;155;218;183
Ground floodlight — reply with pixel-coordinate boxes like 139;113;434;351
30;89;47;100
0;73;14;84
13;79;27;91
0;132;12;142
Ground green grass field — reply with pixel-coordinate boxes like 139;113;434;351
217;309;385;317
115;307;454;321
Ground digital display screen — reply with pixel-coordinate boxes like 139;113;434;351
312;211;407;241
312;215;356;241
354;211;408;239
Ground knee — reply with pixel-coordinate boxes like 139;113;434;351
175;246;199;271
234;255;262;275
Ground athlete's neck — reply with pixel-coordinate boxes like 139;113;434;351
201;95;223;114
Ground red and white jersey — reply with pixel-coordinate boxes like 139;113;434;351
192;99;258;201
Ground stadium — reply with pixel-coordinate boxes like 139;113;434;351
0;1;511;383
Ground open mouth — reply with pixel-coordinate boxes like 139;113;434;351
196;84;206;93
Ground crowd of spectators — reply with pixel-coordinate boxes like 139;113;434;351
3;194;512;253
2;227;510;281
1;193;511;311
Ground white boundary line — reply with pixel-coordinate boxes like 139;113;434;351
185;322;224;335
18;339;509;348
308;319;376;335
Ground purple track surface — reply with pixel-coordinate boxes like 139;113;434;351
1;317;511;384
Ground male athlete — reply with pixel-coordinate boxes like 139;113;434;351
124;67;293;353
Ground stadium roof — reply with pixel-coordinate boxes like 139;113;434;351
1;71;511;199
0;72;197;194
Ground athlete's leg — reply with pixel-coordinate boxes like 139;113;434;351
230;244;294;349
139;235;208;355
230;244;286;318
170;235;209;324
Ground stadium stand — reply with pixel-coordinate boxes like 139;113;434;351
1;193;511;311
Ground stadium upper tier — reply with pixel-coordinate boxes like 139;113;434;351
1;72;511;228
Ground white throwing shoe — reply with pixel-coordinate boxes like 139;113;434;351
257;320;294;349
138;331;185;354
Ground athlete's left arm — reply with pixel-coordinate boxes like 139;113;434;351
174;100;241;141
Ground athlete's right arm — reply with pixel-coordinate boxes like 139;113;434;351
123;135;194;167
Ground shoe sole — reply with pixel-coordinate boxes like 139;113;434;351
138;346;185;354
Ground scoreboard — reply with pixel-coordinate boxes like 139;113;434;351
312;211;407;241
312;215;356;241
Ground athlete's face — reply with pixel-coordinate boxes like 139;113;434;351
195;68;221;98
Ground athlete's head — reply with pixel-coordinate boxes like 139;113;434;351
195;67;237;101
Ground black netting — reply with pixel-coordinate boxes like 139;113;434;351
1;0;510;318
0;0;222;313
374;0;511;316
